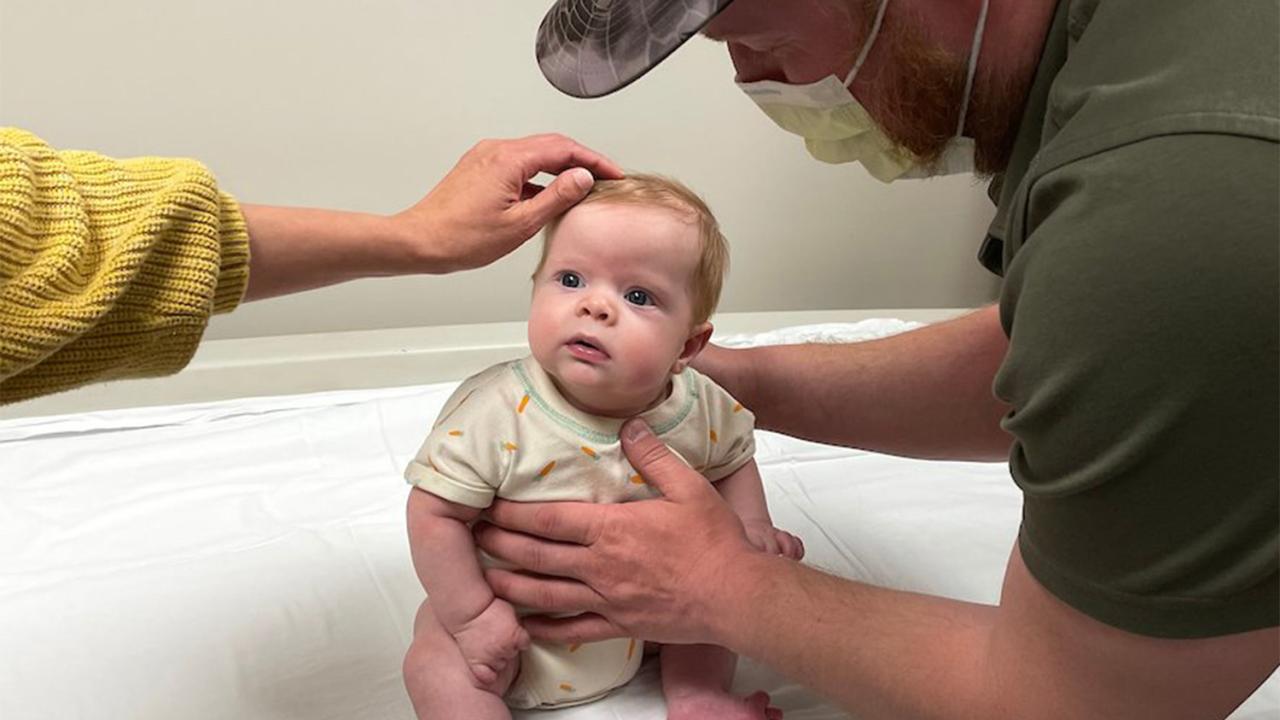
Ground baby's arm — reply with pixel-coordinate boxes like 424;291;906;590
713;459;804;560
406;487;528;686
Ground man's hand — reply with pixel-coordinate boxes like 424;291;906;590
474;419;760;646
394;133;624;274
449;597;530;690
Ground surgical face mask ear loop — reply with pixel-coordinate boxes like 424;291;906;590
840;0;892;90
953;0;990;141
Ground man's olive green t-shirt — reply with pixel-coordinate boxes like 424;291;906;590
986;0;1278;638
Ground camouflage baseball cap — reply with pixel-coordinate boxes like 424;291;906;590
536;0;736;98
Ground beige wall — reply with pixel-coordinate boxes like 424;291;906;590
0;0;1000;341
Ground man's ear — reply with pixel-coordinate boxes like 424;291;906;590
672;322;713;373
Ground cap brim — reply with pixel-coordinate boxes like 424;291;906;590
536;0;736;99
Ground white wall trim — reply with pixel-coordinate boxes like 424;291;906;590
2;309;971;419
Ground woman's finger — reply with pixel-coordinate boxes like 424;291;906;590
514;133;625;180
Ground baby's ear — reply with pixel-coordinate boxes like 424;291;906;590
672;322;713;373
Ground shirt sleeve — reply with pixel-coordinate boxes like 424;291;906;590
994;133;1278;638
695;371;758;482
404;366;516;509
0;127;250;404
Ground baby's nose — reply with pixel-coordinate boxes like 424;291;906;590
577;294;614;322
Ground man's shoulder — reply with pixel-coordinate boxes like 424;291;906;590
1037;0;1278;171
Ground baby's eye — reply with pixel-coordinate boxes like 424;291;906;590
624;289;652;306
558;272;582;289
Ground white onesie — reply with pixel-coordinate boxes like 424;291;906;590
405;355;756;709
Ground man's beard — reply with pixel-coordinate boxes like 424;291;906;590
853;1;1031;177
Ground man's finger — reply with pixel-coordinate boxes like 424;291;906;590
520;612;629;644
485;498;603;545
484;568;603;613
473;522;590;578
620;419;706;500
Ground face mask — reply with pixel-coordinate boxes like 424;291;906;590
737;0;989;182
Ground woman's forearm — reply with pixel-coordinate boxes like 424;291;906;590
240;204;426;301
237;135;626;302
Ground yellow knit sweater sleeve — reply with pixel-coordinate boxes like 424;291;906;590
0;127;251;404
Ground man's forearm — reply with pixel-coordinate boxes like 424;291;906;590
240;204;425;301
725;306;1012;460
710;553;1000;720
709;551;1280;720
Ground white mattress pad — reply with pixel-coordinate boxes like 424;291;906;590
1;321;1273;719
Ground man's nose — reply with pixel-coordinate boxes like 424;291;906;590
727;41;789;83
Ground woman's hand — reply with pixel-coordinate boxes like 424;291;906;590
393;133;623;273
474;419;763;647
241;133;622;300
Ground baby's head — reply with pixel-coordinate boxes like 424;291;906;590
528;173;728;418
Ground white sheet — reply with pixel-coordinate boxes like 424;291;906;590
1;321;1274;719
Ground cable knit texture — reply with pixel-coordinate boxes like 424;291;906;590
0;127;250;404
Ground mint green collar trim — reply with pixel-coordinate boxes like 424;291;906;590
511;358;699;444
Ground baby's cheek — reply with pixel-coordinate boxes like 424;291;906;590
626;342;675;385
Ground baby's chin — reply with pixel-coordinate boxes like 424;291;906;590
550;366;668;418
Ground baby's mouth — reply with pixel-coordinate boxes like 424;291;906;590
567;336;610;361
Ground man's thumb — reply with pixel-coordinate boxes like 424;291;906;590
620;419;698;499
519;167;593;225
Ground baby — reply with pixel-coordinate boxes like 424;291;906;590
402;174;803;719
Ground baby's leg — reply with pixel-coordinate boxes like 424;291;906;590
403;600;517;720
661;644;781;720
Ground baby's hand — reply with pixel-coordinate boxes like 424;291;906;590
743;521;805;561
451;597;530;690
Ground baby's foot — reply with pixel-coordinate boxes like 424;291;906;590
667;689;782;720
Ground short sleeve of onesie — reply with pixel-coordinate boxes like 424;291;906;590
690;371;757;482
404;364;519;509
